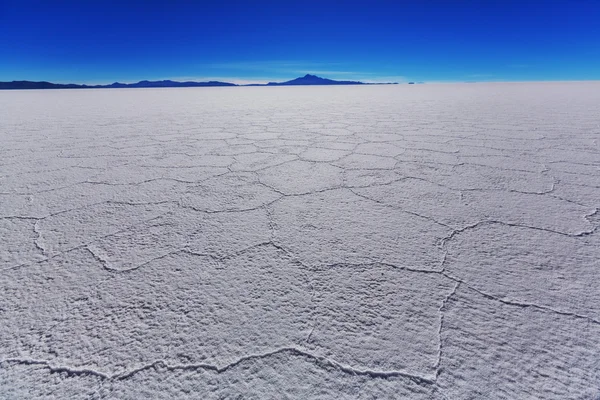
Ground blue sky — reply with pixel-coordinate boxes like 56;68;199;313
1;0;599;83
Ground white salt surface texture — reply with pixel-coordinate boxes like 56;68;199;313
1;83;600;399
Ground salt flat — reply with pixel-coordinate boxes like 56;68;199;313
1;83;599;399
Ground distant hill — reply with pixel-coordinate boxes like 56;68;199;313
121;80;236;88
0;80;236;90
266;74;364;86
0;74;397;90
0;81;90;90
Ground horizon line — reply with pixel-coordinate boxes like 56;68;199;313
1;74;392;86
2;78;600;86
3;71;600;90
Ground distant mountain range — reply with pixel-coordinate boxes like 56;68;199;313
0;80;237;90
0;74;398;90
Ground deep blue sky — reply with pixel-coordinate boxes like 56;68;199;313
1;0;599;83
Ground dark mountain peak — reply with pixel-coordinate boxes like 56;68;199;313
270;74;364;86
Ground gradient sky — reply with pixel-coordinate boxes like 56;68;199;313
1;0;599;84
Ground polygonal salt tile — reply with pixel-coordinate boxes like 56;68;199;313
306;263;456;377
258;160;344;195
180;173;281;212
186;208;272;257
271;189;450;270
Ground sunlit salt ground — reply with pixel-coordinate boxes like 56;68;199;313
0;83;599;399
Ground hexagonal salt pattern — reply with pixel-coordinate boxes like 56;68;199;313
1;83;599;399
